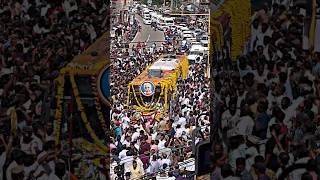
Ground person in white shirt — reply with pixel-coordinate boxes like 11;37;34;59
158;143;172;158
221;103;240;131
281;96;304;130
20;127;41;155
158;134;167;149
254;63;268;84
237;83;248;109
121;136;131;148
6;150;25;180
231;105;254;137
149;155;161;174
235;115;254;137
160;153;171;168
119;146;129;160
175;124;184;138
131;129;140;142
176;113;187;128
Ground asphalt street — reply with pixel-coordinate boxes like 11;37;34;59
130;15;165;49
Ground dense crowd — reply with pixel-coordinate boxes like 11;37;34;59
212;1;320;180
110;13;210;179
0;0;108;179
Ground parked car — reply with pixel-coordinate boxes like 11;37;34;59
200;35;208;44
144;18;152;25
188;50;205;64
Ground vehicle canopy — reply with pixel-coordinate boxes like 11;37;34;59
128;55;189;113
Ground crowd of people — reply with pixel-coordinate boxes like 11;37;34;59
212;1;320;179
110;12;210;179
0;0;108;179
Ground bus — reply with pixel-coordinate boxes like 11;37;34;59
127;54;188;120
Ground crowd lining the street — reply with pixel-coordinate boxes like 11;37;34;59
110;12;210;179
0;0;108;179
212;1;320;179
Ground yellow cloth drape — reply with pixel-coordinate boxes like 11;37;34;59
211;0;251;61
309;0;317;50
10;108;17;135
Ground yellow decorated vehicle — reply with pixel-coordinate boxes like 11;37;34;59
127;54;189;120
53;33;110;175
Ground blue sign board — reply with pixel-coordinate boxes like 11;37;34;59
97;65;110;104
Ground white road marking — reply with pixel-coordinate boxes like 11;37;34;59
146;34;151;42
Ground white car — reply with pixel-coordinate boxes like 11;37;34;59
182;31;194;40
193;29;204;37
188;50;204;64
187;38;197;44
190;44;207;52
178;23;188;27
182;34;193;40
180;26;189;31
144;19;152;25
200;35;208;44
201;41;208;51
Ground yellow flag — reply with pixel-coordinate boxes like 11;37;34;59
309;0;317;50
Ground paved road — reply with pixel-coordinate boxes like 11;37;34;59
130;15;165;49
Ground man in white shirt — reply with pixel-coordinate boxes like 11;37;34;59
281;96;304;129
6;151;25;180
237;83;248;109
176;113;187;128
254;64;268;84
221;103;240;131
159;143;172;157
119;146;129;160
160;153;171;168
131;129;140;142
158;134;167;149
175;124;184;138
234;115;254;137
121;136;131;148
